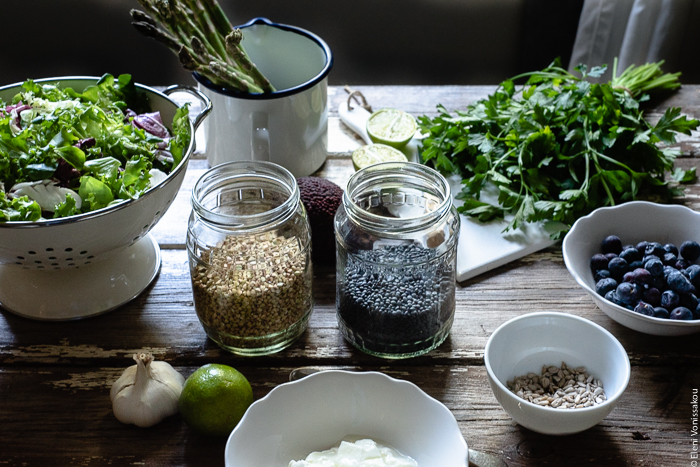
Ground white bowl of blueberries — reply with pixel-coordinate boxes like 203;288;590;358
563;201;700;336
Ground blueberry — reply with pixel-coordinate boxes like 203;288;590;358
619;247;641;264
633;301;655;316
596;278;618;296
602;235;622;254
680;293;699;311
686;264;700;288
670;307;694;320
680;241;700;262
622;244;634;252
663;243;679;256
616;282;640;306
653;307;670;319
644;258;664;277
643;255;661;265
636;241;650;257
645;242;665;258
625;268;652;286
605;252;618;261
607;289;631;309
594;269;612;282
608;257;629;279
675;258;691;270
590;254;609;272
642;287;661;307
663;265;676;278
662;252;678;266
629;260;644;270
604;290;616;303
667;270;694;295
660;289;680;311
694;303;700;320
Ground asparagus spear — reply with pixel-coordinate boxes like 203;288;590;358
225;30;275;93
131;0;273;93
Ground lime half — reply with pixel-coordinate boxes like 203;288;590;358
351;143;408;171
366;108;417;149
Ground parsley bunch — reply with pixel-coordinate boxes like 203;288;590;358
419;61;699;239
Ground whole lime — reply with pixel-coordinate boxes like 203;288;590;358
179;364;254;437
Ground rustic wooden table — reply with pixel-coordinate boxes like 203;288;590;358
1;85;699;466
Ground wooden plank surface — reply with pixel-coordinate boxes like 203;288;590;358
2;85;700;467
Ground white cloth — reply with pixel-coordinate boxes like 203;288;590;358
568;0;697;81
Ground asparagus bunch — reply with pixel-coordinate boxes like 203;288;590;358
131;0;275;93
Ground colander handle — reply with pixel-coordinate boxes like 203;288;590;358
163;85;212;131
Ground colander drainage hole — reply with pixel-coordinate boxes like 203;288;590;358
64;248;73;252
48;257;56;260
28;251;36;255
46;247;54;252
16;256;25;260
80;250;88;255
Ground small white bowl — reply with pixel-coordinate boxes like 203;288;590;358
484;312;630;435
225;370;468;467
563;201;700;336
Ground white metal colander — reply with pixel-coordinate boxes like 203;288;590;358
0;77;211;320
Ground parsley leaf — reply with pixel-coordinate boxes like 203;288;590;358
419;60;699;237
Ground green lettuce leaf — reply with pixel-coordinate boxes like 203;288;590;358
79;176;114;211
0;195;41;221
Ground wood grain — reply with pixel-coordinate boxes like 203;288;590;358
2;85;700;466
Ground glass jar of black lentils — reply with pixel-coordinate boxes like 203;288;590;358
334;162;460;358
186;161;313;356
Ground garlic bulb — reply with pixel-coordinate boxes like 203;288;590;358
110;352;185;428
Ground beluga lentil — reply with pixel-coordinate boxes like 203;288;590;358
338;243;453;346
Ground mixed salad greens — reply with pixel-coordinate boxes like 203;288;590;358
0;74;190;221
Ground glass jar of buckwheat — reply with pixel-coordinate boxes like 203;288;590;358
186;161;313;356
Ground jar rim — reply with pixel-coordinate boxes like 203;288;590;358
343;162;452;234
191;161;299;230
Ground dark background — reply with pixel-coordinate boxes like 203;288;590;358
1;0;588;87
2;0;698;88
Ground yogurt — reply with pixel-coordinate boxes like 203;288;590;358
289;438;418;467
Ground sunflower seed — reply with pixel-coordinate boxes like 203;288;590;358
506;362;607;410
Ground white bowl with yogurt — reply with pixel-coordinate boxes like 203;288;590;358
224;370;468;467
